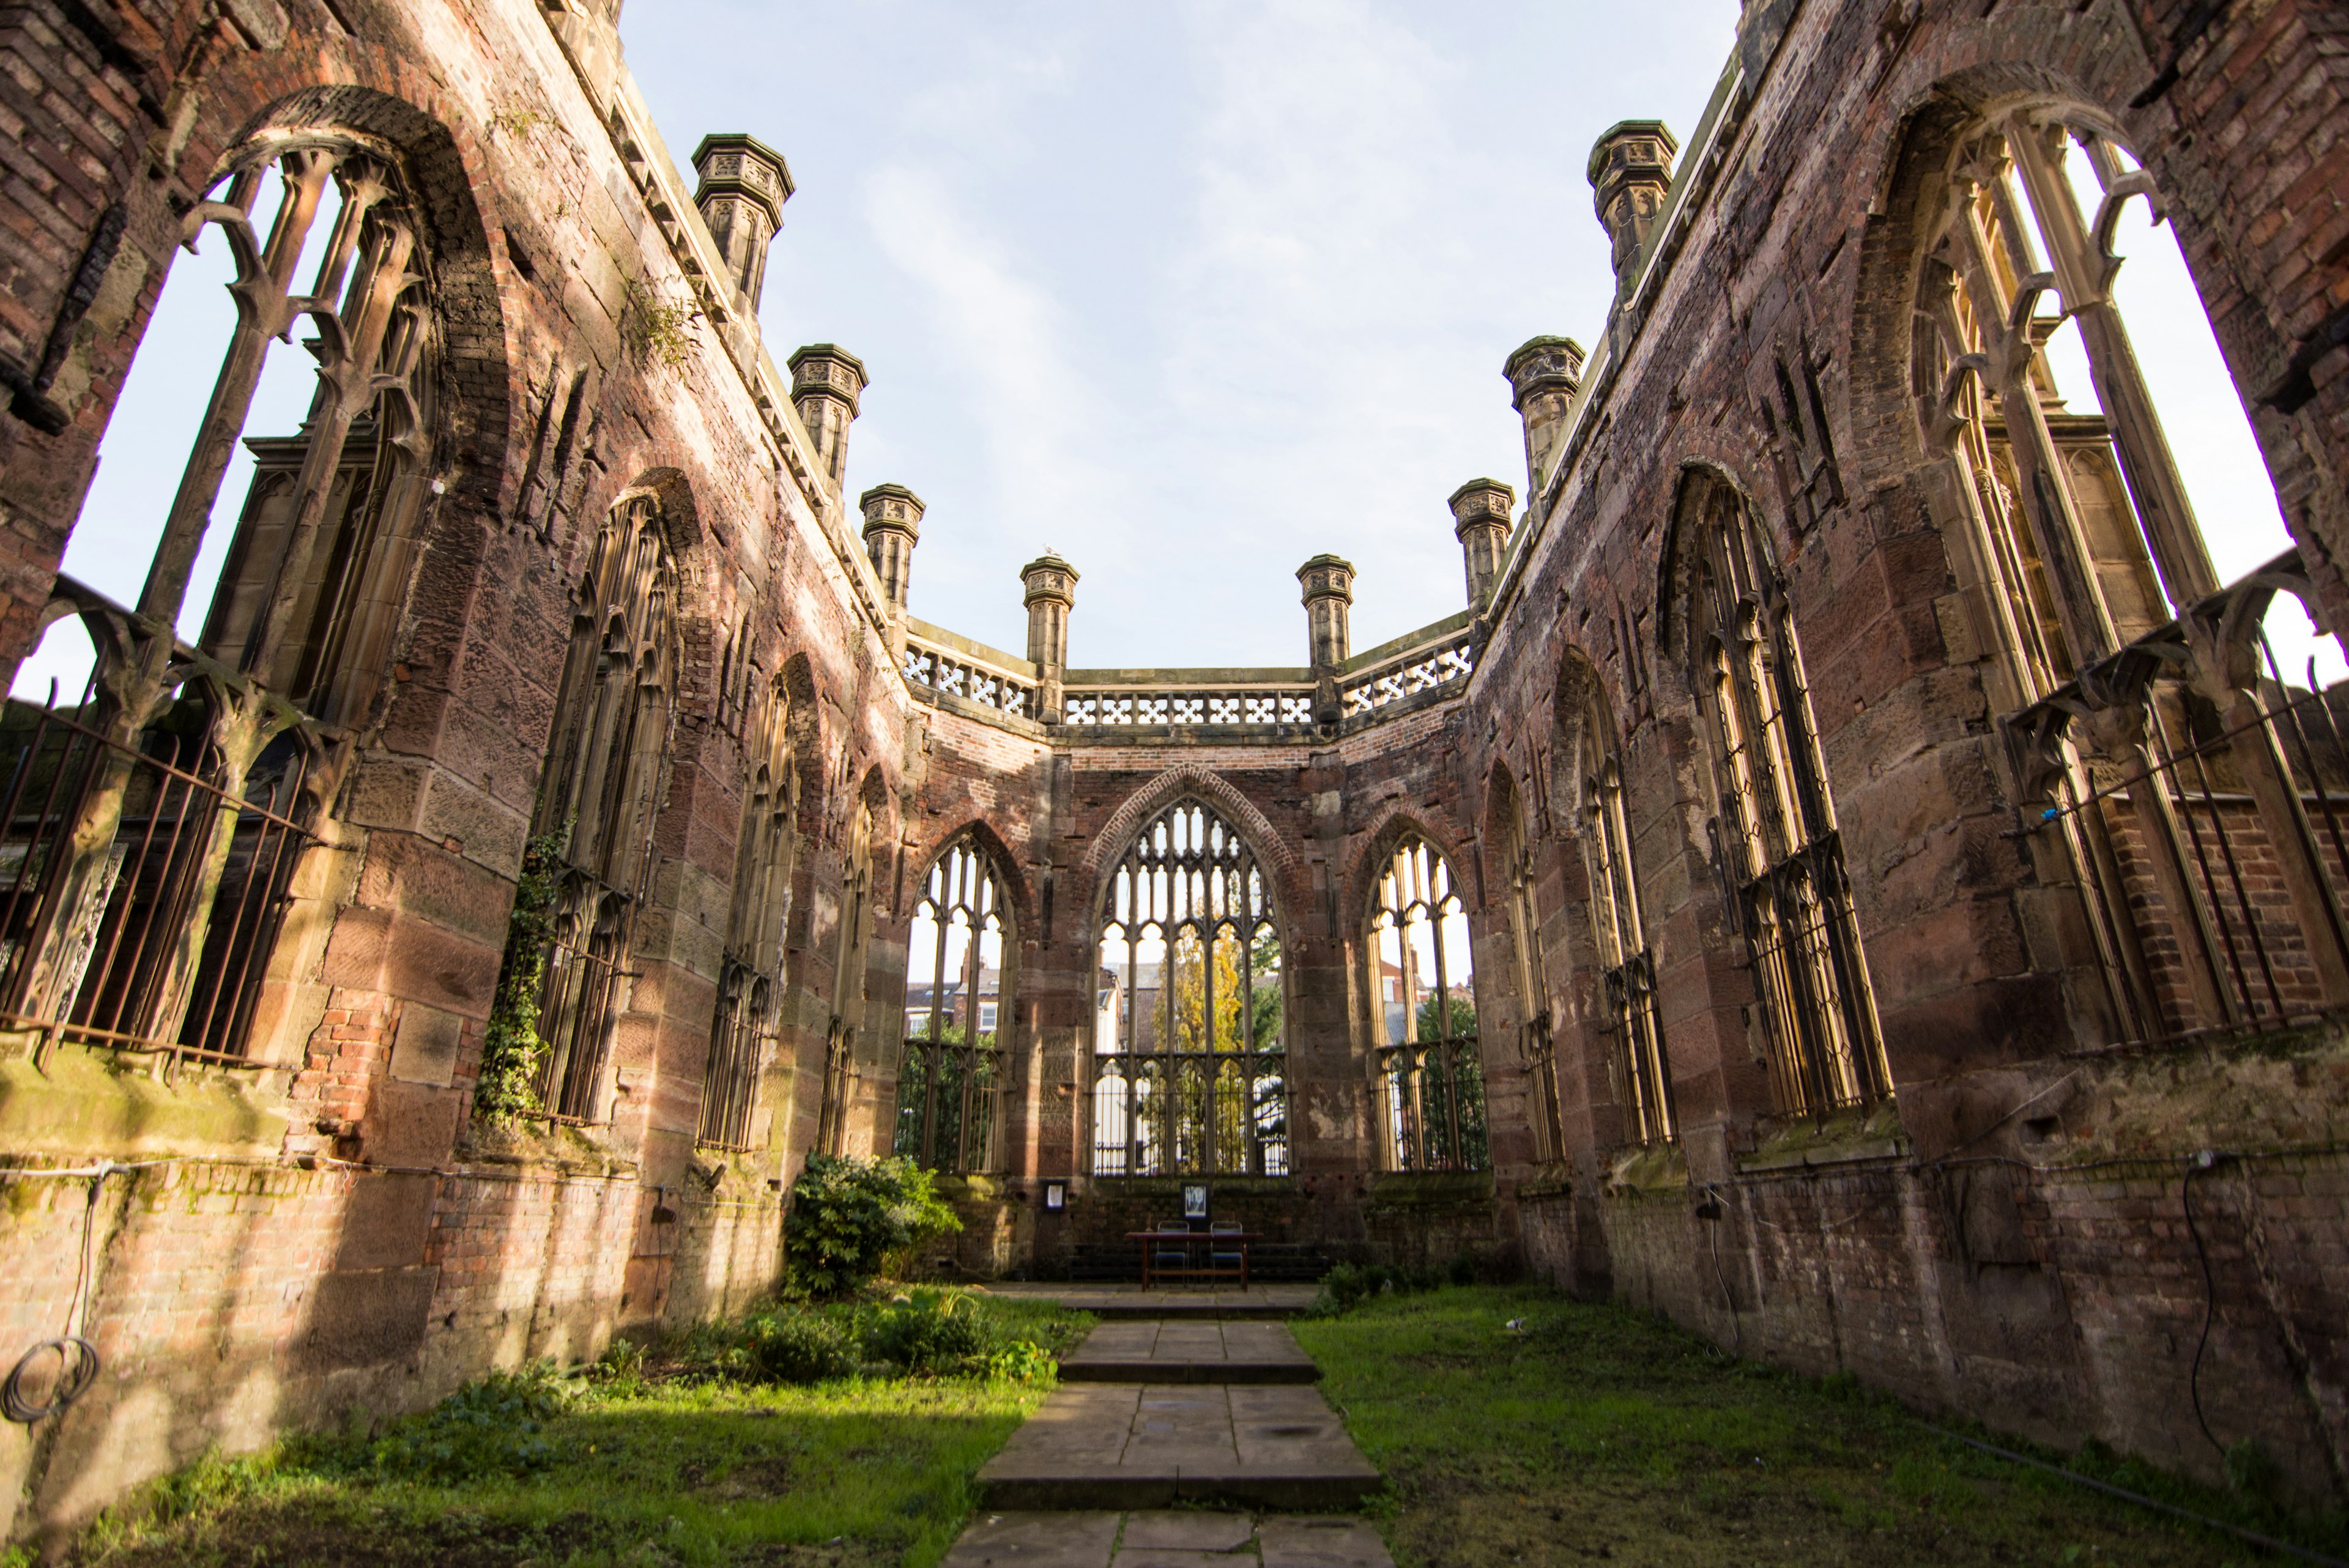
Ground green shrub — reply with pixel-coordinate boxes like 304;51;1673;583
749;1311;859;1384
863;1290;989;1373
784;1154;961;1297
365;1367;567;1482
984;1341;1058;1386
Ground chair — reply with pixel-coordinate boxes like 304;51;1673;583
1150;1219;1194;1284
1209;1220;1247;1284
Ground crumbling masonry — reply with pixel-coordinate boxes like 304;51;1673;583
2;0;2349;1541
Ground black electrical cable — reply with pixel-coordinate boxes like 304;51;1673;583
3;1163;112;1424
1928;1426;2348;1567
2181;1152;2222;1456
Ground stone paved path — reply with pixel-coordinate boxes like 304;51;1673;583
946;1297;1390;1568
942;1511;1392;1568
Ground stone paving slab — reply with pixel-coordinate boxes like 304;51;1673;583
978;1285;1319;1320
1061;1320;1319;1383
942;1513;1391;1568
976;1384;1380;1509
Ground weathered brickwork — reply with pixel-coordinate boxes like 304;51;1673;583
1;0;2346;1544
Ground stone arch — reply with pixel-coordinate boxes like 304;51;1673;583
1655;459;1772;670
1551;643;1621;830
1341;805;1477;937
226;85;512;521
1077;764;1308;931
907;816;1036;942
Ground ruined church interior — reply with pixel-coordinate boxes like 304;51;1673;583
0;0;2347;1561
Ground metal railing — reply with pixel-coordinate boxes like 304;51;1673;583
0;682;319;1076
2003;550;2349;1042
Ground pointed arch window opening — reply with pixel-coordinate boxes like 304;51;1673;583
1583;734;1676;1148
817;796;875;1157
520;491;680;1123
1370;836;1488;1173
1688;487;1891;1120
1091;799;1290;1178
698;680;800;1152
893;833;1012;1173
0;128;447;1070
1499;785;1565;1165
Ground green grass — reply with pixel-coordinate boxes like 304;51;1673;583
1294;1284;2348;1568
59;1292;1091;1568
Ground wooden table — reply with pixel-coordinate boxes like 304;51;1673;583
1129;1229;1260;1287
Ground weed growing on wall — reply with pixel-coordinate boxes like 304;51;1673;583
620;275;700;369
471;828;568;1120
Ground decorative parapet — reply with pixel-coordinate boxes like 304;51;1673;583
1064;682;1318;729
901;621;1038;721
1340;634;1476;720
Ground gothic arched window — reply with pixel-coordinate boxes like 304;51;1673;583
1092;799;1288;1177
0;129;437;1068
1578;707;1675;1145
1683;480;1889;1116
520;489;678;1122
1494;774;1563;1164
1370;836;1486;1172
697;678;798;1150
892;833;1012;1172
817;794;874;1156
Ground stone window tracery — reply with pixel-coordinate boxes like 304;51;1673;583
892;832;1011;1172
0;129;443;1070
519;489;679;1122
697;678;797;1150
1091;799;1289;1177
1685;481;1890;1117
816;794;874;1156
1497;777;1564;1164
1370;835;1488;1172
1578;709;1674;1146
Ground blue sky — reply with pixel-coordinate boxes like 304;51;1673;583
18;1;2310;698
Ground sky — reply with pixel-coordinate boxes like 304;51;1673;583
15;0;2317;698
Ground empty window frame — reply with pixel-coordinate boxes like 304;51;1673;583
1685;482;1890;1117
892;832;1012;1172
816;796;874;1156
1578;711;1675;1145
1497;778;1565;1164
0;130;443;1068
697;680;799;1150
1091;799;1288;1177
516;490;679;1122
1370;836;1488;1172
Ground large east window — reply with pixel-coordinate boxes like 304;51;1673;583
1370;835;1487;1172
1091;799;1288;1177
892;832;1011;1172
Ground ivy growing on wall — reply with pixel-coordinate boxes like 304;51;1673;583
472;828;570;1120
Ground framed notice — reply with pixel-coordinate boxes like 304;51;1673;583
1044;1182;1066;1212
1182;1182;1209;1221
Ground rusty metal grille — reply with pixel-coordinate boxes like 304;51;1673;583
0;690;316;1072
531;875;631;1122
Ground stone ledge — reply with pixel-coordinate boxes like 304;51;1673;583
0;1043;289;1161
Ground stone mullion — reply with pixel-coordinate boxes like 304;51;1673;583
247;202;413;679
138;150;338;627
2082;694;2240;1030
1955;190;2119;667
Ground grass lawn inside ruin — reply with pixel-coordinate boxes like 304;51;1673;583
1294;1284;2349;1568
31;1292;1091;1568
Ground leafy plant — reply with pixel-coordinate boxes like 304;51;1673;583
749;1311;858;1384
620;275;701;369
984;1341;1058;1386
784;1154;960;1297
863;1290;987;1373
365;1367;568;1483
473;827;569;1120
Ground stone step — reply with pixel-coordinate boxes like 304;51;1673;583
1058;1320;1319;1385
976;1383;1381;1511
943;1511;1393;1568
1017;1285;1319;1320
